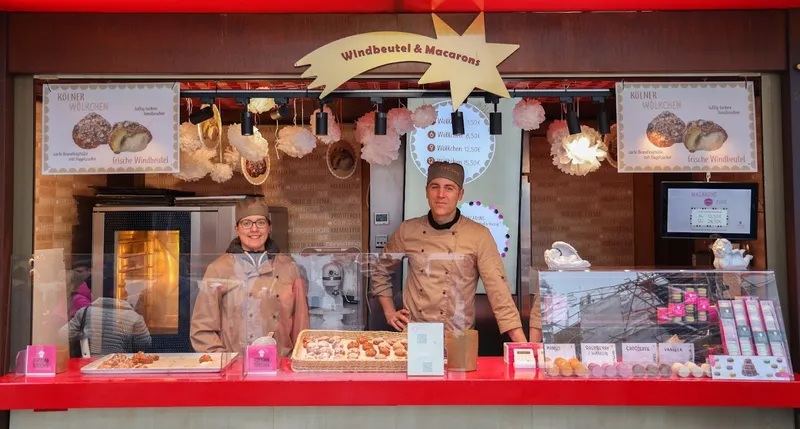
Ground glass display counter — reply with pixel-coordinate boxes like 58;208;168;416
538;269;792;381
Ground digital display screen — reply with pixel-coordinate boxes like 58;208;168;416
662;182;757;240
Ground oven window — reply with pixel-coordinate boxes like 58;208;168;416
115;230;180;335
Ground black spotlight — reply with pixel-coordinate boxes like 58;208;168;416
269;104;291;121
375;105;387;135
597;104;610;136
566;108;581;135
189;104;214;125
451;110;465;135
486;96;501;135
315;102;328;136
241;110;254;136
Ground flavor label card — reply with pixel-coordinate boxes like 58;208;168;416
245;344;277;375
407;322;445;376
622;343;658;364
658;343;694;365
710;355;792;382
544;343;576;361
580;343;617;365
25;345;56;377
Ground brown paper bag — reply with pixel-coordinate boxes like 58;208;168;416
445;329;478;372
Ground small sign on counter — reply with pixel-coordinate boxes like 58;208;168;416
621;343;658;364
407;323;445;376
580;343;617;365
25;345;56;377
543;343;576;361
658;343;694;365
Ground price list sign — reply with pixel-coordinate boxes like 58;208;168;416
691;207;728;230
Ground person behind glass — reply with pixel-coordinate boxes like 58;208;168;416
371;161;527;343
66;294;152;356
191;197;310;356
68;260;93;319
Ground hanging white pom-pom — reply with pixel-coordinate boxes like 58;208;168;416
512;98;546;131
355;112;375;144
388;107;415;135
227;125;269;162
547;120;570;153
361;130;401;166
174;147;215;182
224;145;241;171
179;122;203;152
209;163;234;183
412;104;437;128
276;126;317;158
310;105;342;145
248;98;276;114
550;132;607;176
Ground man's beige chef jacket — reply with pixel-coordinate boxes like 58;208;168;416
371;215;522;334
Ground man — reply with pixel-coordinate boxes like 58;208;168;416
371;161;526;343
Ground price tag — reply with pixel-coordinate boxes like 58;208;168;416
407;323;445;376
580;343;617;365
245;344;277;375
621;343;658;364
543;343;576;361
658;343;694;365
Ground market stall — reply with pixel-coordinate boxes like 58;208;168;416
0;5;799;429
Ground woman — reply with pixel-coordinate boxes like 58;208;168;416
190;197;310;357
67;296;152;356
69;266;92;319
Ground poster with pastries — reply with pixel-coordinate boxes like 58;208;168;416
42;82;180;175
615;82;757;173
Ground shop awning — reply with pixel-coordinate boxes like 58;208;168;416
3;0;798;13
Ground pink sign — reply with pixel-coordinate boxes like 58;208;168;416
684;291;698;305
697;297;710;311
26;345;56;377
245;344;277;375
668;303;686;317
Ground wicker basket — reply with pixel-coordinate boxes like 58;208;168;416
290;329;408;373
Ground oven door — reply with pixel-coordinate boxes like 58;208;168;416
94;209;192;353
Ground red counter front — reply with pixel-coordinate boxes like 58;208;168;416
3;357;800;410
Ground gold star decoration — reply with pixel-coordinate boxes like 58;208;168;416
295;13;519;110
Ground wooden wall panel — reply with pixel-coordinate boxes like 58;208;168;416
529;134;636;269
7;11;786;75
146;125;363;253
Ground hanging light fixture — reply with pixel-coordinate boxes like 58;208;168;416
315;99;328;136
595;97;610;136
487;95;501;135
565;98;581;135
239;98;254;136
374;99;387;135
451;108;465;135
189;97;215;125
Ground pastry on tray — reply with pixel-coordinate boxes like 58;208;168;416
297;332;408;361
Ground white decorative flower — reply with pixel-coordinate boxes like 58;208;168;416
512;98;546;131
412;104;437;128
174;147;215;182
227;125;269;162
551;133;607;176
361;130;401;166
388;107;415;135
276;126;317;158
179;122;203;152
210;163;234;183
248;98;276;114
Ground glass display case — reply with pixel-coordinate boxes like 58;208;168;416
537;269;793;381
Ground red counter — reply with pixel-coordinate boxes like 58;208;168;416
2;357;800;410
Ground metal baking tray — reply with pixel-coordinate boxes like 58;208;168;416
80;352;238;375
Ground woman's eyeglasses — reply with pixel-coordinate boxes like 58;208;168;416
239;219;269;229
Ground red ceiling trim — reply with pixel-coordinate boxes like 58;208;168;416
3;0;798;13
